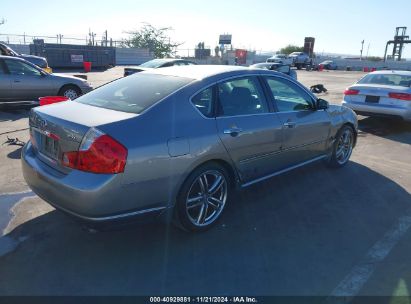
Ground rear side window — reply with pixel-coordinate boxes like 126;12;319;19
76;74;193;114
191;87;214;117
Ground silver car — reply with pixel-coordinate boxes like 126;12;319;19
22;65;357;232
342;70;411;121
0;56;92;102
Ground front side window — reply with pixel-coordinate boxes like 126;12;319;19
266;77;313;112
191;87;214;117
76;73;193;114
217;77;269;117
5;60;41;76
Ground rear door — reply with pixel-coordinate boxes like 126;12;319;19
0;59;12;101
4;59;54;101
263;76;331;166
215;76;284;182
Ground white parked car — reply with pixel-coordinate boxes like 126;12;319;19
266;54;293;65
342;70;411;121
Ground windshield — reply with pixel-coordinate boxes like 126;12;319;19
358;73;411;87
252;63;272;69
139;59;171;68
76;73;193;113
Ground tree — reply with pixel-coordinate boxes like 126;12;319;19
121;23;182;58
366;56;383;62
279;44;304;55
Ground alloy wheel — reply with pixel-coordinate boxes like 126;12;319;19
336;128;353;165
185;170;228;227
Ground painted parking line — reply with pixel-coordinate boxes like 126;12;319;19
0;190;35;235
327;214;411;303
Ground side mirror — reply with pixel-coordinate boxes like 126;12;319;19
316;98;329;110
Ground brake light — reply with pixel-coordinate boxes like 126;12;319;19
62;128;127;174
344;89;359;95
388;92;411;101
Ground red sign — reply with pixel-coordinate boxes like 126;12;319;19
235;49;247;64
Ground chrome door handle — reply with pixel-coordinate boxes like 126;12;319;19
283;121;296;128
14;80;21;83
223;128;243;136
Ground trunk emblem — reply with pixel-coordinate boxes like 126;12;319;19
37;118;47;129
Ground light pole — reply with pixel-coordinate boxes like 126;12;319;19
360;40;365;60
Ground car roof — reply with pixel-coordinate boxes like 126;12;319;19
368;70;411;76
144;65;253;80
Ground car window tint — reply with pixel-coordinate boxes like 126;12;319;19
191;87;213;117
217;77;268;116
275;66;290;74
76;74;193;114
266;77;312;112
5;60;41;76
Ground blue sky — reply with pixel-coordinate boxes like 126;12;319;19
1;0;411;57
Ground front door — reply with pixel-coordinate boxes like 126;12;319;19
264;76;331;167
4;59;54;101
215;76;284;183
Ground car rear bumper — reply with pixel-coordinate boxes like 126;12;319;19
22;141;168;224
342;100;411;121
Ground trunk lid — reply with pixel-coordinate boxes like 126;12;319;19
345;84;411;106
29;101;137;173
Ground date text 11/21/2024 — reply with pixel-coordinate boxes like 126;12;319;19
149;297;258;303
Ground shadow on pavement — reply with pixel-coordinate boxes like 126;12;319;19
358;116;411;145
0;161;410;296
0;109;30;124
6;146;23;160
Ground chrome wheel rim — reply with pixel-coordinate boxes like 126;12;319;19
63;89;78;99
186;170;227;227
336;128;353;165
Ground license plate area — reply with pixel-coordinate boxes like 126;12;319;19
365;95;380;103
37;131;59;160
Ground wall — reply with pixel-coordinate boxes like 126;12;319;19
7;44;30;55
115;47;153;65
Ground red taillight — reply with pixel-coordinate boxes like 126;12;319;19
388;92;411;101
62;129;127;174
344;89;359;95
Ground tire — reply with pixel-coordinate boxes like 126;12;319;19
296;63;302;70
174;162;231;232
326;125;355;168
58;85;81;100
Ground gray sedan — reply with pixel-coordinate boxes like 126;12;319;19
0;56;92;102
22;65;357;232
342;70;411;121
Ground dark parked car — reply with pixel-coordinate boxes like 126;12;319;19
124;58;197;76
22;65;357;232
0;56;92;102
0;42;51;72
250;62;297;80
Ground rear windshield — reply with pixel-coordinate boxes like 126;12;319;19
358;74;411;87
76;73;193;113
139;59;169;68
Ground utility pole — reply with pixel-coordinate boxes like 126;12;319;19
366;43;370;59
360;40;365;60
57;34;63;44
